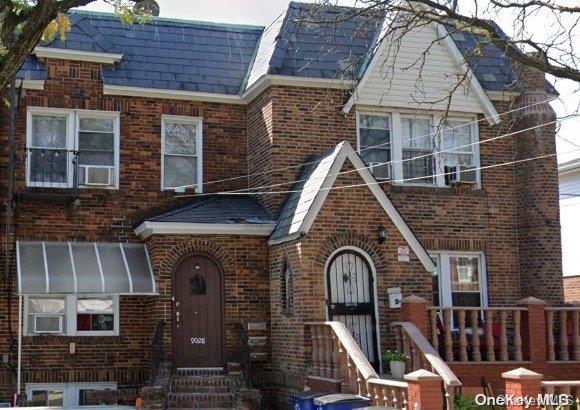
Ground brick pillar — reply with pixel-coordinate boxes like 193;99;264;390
518;297;547;366
513;59;563;304
404;369;443;410
402;295;429;336
502;368;543;410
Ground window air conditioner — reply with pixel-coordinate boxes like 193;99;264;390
78;165;114;186
34;315;63;333
369;162;391;180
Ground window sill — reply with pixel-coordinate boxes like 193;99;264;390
383;182;486;196
24;333;120;338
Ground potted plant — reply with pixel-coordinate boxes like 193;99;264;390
384;350;408;379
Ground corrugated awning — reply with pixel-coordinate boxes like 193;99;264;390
17;241;156;295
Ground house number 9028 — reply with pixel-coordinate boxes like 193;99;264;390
190;337;206;344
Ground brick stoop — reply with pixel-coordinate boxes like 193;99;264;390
168;369;235;409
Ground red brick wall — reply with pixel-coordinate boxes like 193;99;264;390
269;160;430;405
0;58;252;401
144;235;271;380
247;85;563;307
564;275;580;303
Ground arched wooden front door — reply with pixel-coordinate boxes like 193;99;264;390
326;249;379;369
172;253;225;368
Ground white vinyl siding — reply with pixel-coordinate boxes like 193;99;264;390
354;23;484;114
161;115;203;192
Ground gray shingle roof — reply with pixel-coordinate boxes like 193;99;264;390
40;10;263;95
269;143;344;242
147;195;275;224
17;3;554;95
247;1;382;88
16;56;45;81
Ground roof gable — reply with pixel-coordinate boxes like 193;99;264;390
343;20;499;122
269;141;435;272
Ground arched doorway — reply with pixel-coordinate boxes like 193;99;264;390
172;253;225;368
326;248;379;369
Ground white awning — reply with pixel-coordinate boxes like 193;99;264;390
16;241;156;295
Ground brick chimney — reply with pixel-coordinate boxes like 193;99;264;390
513;58;563;304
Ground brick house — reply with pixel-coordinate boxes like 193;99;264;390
0;2;577;408
559;159;580;303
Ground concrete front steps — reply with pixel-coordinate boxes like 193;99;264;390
168;368;235;409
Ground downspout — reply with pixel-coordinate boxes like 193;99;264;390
16;293;22;404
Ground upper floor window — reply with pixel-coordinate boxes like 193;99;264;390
26;107;120;189
357;112;480;187
161;115;203;192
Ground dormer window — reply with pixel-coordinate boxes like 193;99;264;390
357;111;480;187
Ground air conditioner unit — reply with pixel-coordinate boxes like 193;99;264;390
444;165;477;186
369;162;391;180
33;315;63;333
78;165;114;186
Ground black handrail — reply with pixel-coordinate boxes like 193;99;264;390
149;320;166;387
234;323;251;388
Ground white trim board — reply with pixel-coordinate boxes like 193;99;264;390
15;79;44;90
135;222;276;238
103;75;357;104
33;46;123;64
267;141;436;273
341;21;500;125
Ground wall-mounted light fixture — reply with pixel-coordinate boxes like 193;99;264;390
378;226;386;244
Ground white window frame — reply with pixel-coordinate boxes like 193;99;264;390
429;251;488;309
160;114;203;193
26;107;120;189
23;294;120;337
25;382;117;407
356;110;481;188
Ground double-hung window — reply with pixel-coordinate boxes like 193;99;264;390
401;116;434;184
430;252;488;324
26;108;120;189
358;114;392;180
24;295;119;336
440;120;478;184
161;115;203;192
357;111;480;187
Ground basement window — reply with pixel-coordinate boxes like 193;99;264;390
26;382;117;407
24;295;119;336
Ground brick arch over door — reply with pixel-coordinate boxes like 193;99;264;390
314;232;387;272
159;239;236;279
148;238;236;360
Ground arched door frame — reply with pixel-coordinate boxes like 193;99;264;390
323;246;383;372
171;251;226;368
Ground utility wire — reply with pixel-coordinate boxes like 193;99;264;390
197;146;580;196
179;116;574;197
180;89;578;190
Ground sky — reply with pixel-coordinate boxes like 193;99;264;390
80;0;580;164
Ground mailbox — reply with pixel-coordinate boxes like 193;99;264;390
387;287;402;309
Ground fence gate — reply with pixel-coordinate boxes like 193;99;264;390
326;249;379;369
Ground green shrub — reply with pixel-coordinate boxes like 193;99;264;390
383;350;408;363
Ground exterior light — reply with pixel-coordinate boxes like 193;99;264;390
378;226;386;244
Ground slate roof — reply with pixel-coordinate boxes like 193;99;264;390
16;56;46;81
269;142;344;241
146;195;275;225
246;2;382;88
15;2;553;95
32;10;263;95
